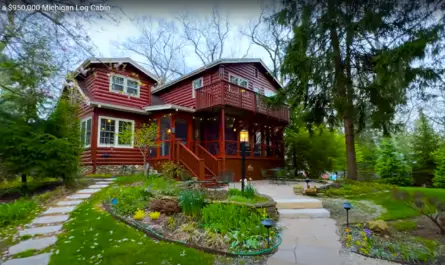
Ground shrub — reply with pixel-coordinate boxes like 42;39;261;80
149;211;161;220
161;161;187;179
0;198;40;227
324;180;394;197
149;198;181;215
146;175;179;196
201;203;266;236
179;189;205;217
244;184;256;199
106;186;150;216
228;188;242;197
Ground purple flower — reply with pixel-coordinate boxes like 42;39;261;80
364;228;372;237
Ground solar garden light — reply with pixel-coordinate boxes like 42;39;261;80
343;202;352;226
305;177;311;188
261;218;276;248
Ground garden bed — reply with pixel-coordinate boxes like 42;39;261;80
102;176;281;256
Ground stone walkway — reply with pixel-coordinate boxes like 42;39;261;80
239;181;399;265
1;178;114;265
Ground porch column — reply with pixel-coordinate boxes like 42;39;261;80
170;113;175;161
219;108;226;171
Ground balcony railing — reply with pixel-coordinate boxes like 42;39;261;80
196;81;289;122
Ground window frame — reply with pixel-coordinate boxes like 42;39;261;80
264;88;277;97
80;116;92;148
192;77;203;99
97;116;135;148
228;73;249;88
109;73;141;98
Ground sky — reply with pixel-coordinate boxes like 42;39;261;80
85;0;273;71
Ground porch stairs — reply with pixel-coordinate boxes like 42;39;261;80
172;141;222;187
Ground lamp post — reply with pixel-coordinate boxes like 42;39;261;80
261;218;276;248
240;129;249;193
343;202;352;226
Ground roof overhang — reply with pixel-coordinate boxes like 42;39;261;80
143;104;195;113
76;57;159;83
152;58;282;94
88;101;149;115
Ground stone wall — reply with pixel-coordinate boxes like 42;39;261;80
95;165;145;175
80;165;94;175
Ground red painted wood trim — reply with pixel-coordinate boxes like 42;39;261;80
220;108;226;171
91;108;98;173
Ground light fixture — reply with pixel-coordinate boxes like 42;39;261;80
240;129;249;143
343;202;352;226
240;129;249;193
261;218;276;248
167;128;171;134
233;128;237;132
107;119;111;123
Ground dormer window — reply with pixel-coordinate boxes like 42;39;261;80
109;74;140;97
192;77;203;98
229;74;248;88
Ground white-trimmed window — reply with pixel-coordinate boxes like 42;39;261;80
265;88;277;97
109;74;140;97
192;77;203;98
98;116;134;148
80;117;92;148
229;74;248;88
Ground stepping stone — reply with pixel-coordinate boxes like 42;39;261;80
66;194;91;200
8;236;57;255
43;206;75;215
278;208;330;219
88;184;108;188
2;253;51;265
96;181;112;185
77;189;100;194
275;198;323;209
19;225;62;236
31;215;69;225
56;200;83;206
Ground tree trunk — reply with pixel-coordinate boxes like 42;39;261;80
21;173;27;183
344;118;358;180
143;156;148;176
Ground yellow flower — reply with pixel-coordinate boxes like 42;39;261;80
355;240;361;246
346;243;351;247
346;235;352;241
360;248;369;255
345;228;351;233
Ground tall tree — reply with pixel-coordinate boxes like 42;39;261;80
376;138;413;186
411;109;439;185
117;17;189;84
276;0;444;179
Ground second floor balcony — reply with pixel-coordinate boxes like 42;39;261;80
195;81;289;122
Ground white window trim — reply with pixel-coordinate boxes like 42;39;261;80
80;116;92;148
228;73;249;88
109;73;141;98
192;77;203;99
97;116;135;148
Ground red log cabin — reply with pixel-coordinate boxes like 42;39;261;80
67;57;289;181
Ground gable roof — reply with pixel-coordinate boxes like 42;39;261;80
76;57;159;82
151;58;282;94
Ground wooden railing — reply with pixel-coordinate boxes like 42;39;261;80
175;141;205;180
196;81;289;122
196;144;220;176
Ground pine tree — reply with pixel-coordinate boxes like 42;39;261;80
432;146;445;188
276;0;444;180
411;110;439;185
376;138;413;186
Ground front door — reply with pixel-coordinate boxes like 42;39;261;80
175;118;188;146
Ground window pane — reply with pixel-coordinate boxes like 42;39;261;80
229;75;238;84
193;79;202;89
160;117;170;140
239;79;248;88
85;119;92;146
100;119;115;145
80;121;86;146
111;76;124;92
127;79;139;96
118;121;132;145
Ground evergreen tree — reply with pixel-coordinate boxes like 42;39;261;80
376;138;413;186
411;110;439;185
432;146;445;188
276;0;444;180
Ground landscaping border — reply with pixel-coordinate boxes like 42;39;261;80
103;202;282;257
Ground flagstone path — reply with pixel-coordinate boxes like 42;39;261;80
1;179;115;265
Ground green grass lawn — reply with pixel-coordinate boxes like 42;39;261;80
349;187;445;220
49;185;215;265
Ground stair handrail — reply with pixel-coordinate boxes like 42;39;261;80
196;144;220;176
176;141;205;180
